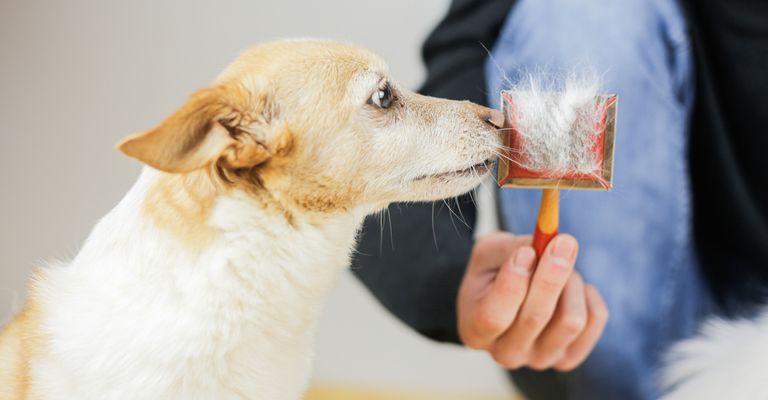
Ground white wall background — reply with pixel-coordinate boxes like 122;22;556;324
0;0;511;394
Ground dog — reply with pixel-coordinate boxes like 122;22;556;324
0;39;504;399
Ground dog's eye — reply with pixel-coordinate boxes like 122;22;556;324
368;84;393;109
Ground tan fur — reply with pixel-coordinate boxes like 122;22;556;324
0;280;44;400
118;84;273;174
143;171;222;249
124;42;385;223
0;313;26;399
215;43;381;217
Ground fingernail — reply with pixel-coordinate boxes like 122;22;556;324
551;236;576;266
511;247;535;275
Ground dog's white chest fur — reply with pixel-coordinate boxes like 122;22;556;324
30;170;361;400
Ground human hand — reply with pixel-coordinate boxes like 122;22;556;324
457;232;608;371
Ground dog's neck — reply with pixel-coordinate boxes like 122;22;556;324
38;168;371;397
91;167;365;317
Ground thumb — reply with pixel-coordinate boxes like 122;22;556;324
461;246;536;349
468;232;532;275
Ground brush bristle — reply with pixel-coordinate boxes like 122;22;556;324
505;71;607;178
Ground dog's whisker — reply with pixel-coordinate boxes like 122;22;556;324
443;199;461;236
431;201;439;249
386;206;394;251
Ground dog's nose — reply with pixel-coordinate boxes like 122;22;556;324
484;109;505;129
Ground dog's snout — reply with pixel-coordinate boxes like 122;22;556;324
483;109;505;129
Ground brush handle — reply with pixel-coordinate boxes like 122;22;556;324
533;188;560;258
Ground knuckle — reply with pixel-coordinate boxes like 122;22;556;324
527;359;551;371
554;360;577;372
459;323;489;350
474;308;507;334
492;349;524;370
554;355;580;372
458;328;478;348
462;335;485;350
526;352;553;371
496;272;525;294
593;304;609;323
538;276;566;294
460;329;490;351
528;350;562;371
586;286;609;321
521;313;548;330
560;315;587;334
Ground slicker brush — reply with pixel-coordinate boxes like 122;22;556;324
497;75;618;257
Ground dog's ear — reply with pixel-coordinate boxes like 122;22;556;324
117;85;273;173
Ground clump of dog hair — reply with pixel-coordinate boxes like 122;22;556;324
504;69;606;176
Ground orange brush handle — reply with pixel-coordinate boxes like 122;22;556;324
532;189;559;258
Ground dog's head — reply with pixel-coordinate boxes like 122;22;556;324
119;40;502;217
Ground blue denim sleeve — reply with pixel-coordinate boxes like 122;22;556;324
485;0;715;399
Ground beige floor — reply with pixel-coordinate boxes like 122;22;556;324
306;385;523;400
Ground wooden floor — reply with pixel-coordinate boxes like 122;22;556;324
305;385;522;400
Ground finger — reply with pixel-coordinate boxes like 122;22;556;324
461;246;536;349
554;284;609;371
527;273;587;370
468;232;532;276
490;235;578;368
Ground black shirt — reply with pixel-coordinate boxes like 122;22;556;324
683;0;768;311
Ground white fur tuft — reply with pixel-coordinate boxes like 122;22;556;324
504;70;605;176
662;310;768;400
